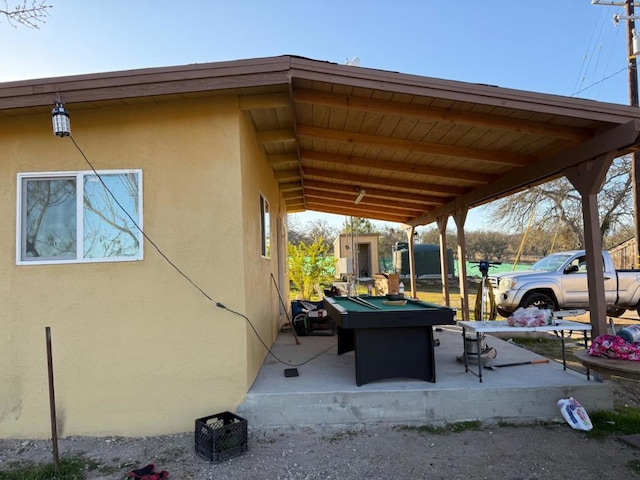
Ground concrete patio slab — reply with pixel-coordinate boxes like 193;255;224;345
237;325;612;428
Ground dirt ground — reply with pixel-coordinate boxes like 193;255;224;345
3;383;640;479
2;421;640;480
3;311;640;479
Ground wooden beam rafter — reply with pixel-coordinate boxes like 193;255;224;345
302;167;468;196
266;153;298;165
306;193;423;217
408;119;640;226
294;88;593;142
302;179;447;206
298;125;534;167
273;169;301;181
304;186;431;212
301;150;496;184
303;201;411;223
256;128;296;144
278;181;303;191
283;190;303;200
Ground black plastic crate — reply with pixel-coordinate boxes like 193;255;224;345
194;411;248;463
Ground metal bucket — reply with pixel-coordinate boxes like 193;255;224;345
465;336;487;355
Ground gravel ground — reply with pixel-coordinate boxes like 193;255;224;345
2;422;640;480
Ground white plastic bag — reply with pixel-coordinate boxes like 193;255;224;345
506;306;552;327
557;397;593;431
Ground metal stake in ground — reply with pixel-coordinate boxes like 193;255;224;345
45;326;59;476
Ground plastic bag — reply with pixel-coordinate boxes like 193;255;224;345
588;334;640;361
506;306;552;327
557;397;593;431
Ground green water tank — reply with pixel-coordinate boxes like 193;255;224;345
393;243;455;277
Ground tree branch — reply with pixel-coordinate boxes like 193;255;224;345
1;1;52;29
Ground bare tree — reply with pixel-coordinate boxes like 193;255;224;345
465;230;511;261
1;1;51;29
487;156;633;248
287;217;337;252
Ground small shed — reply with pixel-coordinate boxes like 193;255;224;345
393;243;455;277
333;233;380;278
609;237;637;269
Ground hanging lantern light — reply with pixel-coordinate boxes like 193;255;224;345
51;98;71;137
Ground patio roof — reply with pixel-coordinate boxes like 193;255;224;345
2;55;640;227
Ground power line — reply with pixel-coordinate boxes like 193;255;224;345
67;134;330;368
571;65;628;95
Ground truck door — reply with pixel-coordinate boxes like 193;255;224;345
561;255;616;307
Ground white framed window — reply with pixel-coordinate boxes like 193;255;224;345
260;193;270;258
17;169;143;265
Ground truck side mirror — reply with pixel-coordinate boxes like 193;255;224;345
565;265;579;273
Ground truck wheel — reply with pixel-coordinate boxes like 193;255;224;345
606;307;626;318
496;307;513;318
520;292;556;311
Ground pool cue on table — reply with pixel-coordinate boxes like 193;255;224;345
347;296;382;310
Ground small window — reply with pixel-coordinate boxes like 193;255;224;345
260;194;270;258
17;170;143;264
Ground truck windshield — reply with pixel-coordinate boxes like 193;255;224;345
530;253;573;272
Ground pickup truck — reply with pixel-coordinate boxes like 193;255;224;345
489;250;640;318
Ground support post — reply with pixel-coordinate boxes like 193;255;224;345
436;215;450;306
564;154;616;338
407;227;417;298
453;208;470;321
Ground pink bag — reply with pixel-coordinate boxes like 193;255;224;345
588;334;640;361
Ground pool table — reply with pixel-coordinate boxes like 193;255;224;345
323;295;456;386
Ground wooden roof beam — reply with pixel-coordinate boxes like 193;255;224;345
305;186;432;212
303;201;414;223
297;125;535;167
300;150;496;184
287;206;306;213
279;181;303;191
302;166;468;196
282;190;303;200
266;153;299;165
256;128;296;144
306;194;423;217
286;202;306;211
294;88;594;142
408;120;640;227
302;179;447;206
273;169;301;181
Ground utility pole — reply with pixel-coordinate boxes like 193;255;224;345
593;0;640;266
626;0;640;267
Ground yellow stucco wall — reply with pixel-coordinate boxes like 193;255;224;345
0;96;284;438
238;113;286;384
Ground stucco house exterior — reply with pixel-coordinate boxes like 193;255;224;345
1;61;291;439
3;55;640;439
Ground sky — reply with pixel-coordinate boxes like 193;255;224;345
2;0;636;232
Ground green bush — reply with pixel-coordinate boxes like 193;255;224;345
288;237;336;300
